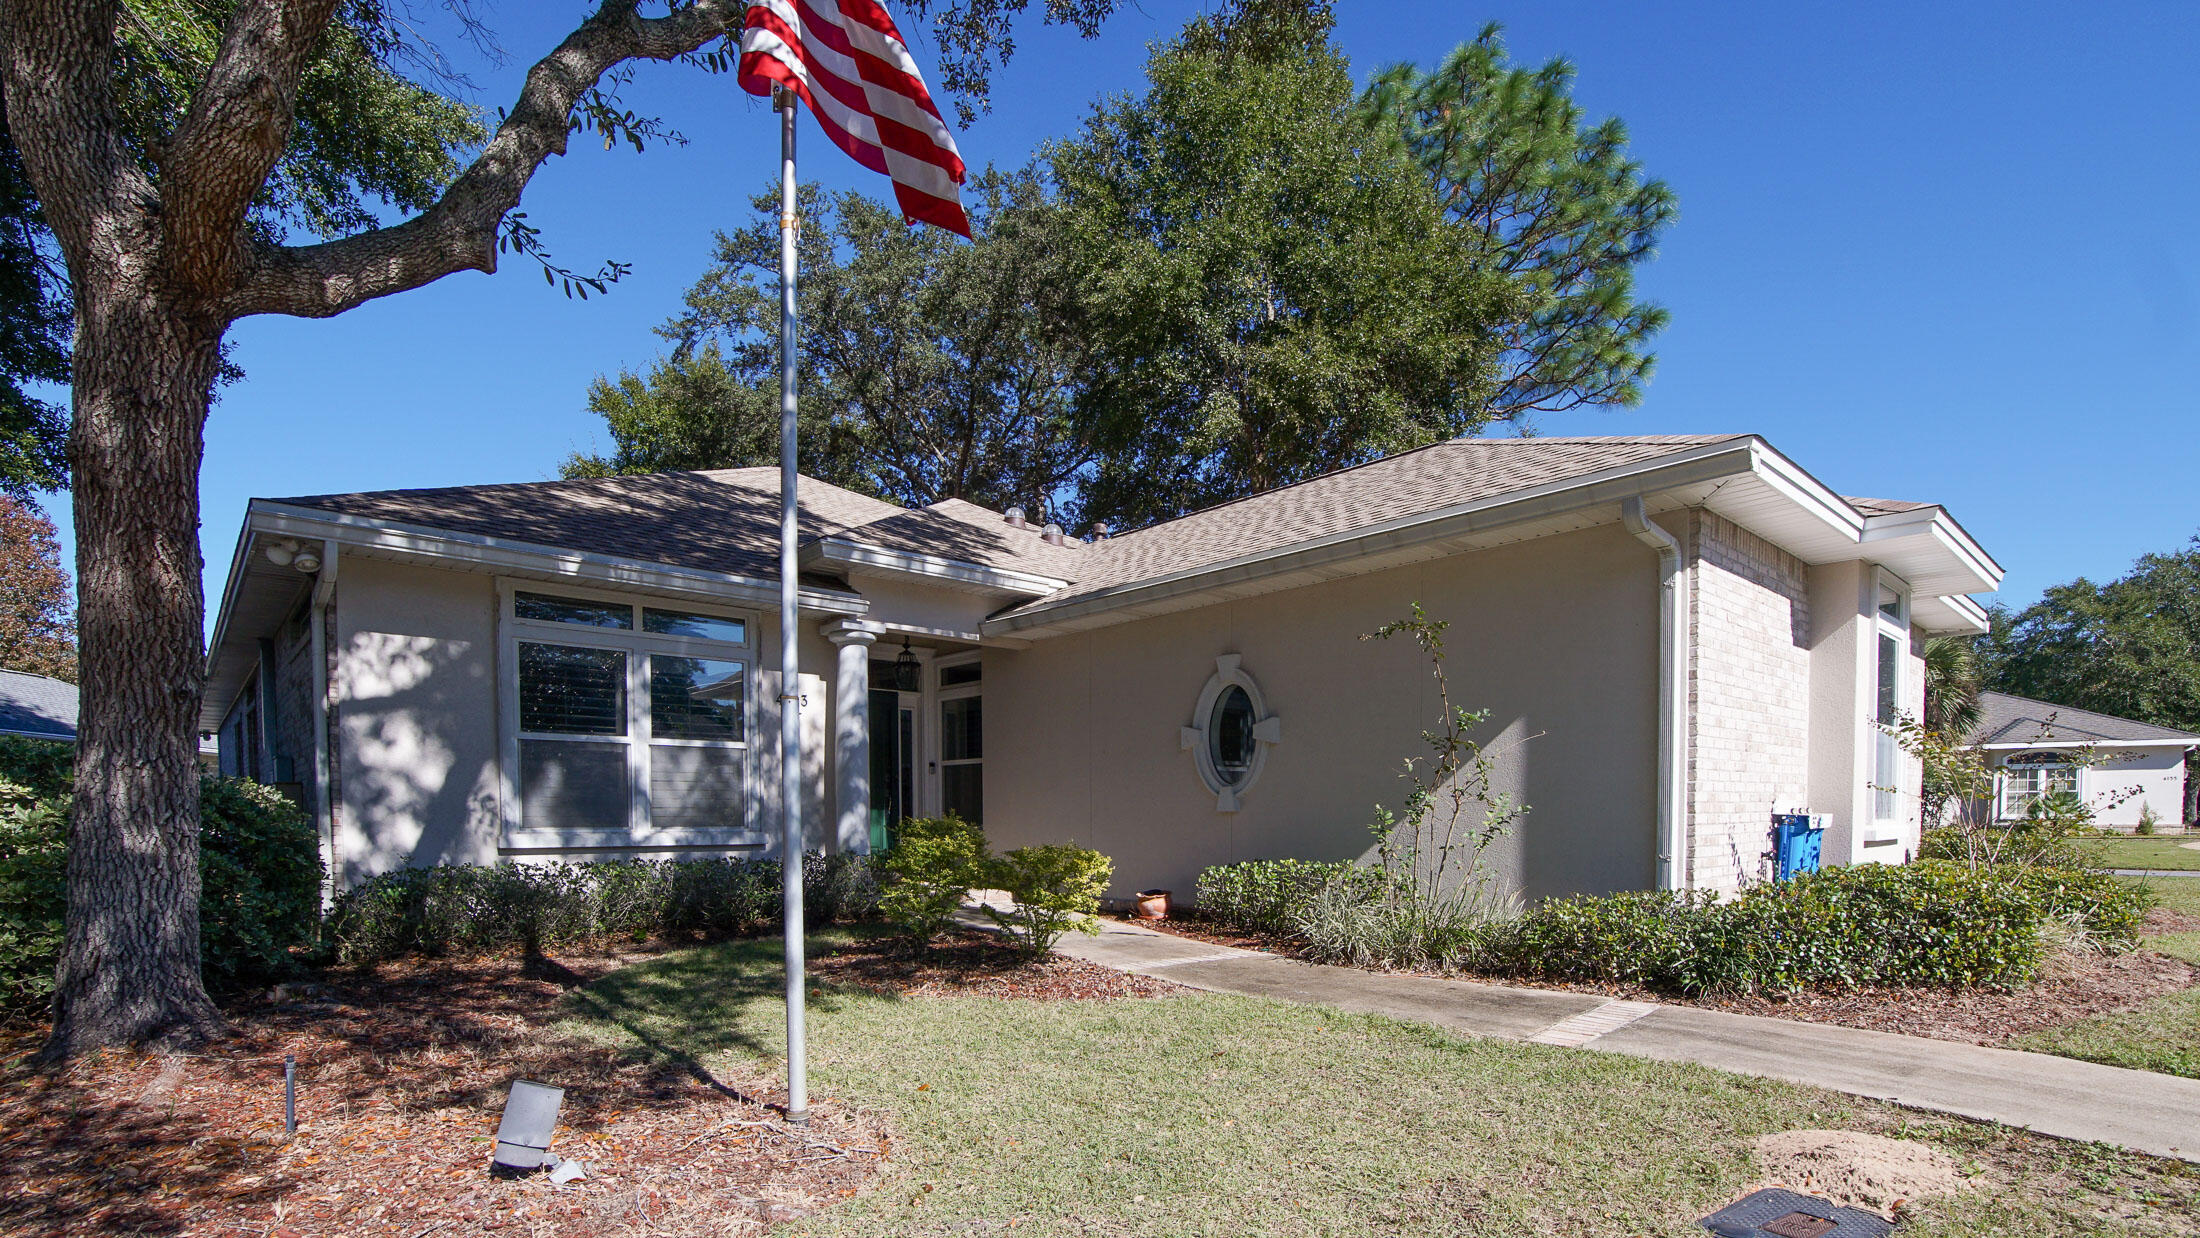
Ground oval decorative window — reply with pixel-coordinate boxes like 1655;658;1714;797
1181;655;1279;811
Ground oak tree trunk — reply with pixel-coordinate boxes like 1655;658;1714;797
43;252;228;1057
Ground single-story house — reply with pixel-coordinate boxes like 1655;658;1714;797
203;433;2002;900
0;669;78;742
1966;691;2197;830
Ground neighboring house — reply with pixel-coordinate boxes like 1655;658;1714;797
0;668;77;741
203;434;2002;900
1966;691;2198;830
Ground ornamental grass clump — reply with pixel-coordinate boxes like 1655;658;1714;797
1289;604;1528;971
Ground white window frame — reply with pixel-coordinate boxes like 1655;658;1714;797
1998;755;2081;821
497;579;760;850
1181;654;1282;812
934;650;983;824
1868;569;1911;827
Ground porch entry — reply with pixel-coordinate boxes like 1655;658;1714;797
866;650;982;850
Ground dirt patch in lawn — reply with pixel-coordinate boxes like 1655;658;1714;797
1128;914;2197;1048
812;930;1180;1000
0;933;1170;1238
1751;1129;1973;1218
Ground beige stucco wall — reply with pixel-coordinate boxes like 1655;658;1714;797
1684;511;1813;891
985;521;1662;904
333;557;503;887
329;556;837;886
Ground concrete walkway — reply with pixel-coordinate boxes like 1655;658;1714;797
1059;918;2200;1163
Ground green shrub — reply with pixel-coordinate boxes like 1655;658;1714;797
0;737;323;1016
1496;889;1716;987
983;844;1112;959
1488;862;2046;994
197;777;323;993
1195;858;1384;935
323;853;881;964
878;815;991;944
0;750;67;1016
2000;864;2150;951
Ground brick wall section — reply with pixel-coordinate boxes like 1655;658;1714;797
1685;511;1812;892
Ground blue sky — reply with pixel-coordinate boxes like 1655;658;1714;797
36;2;2200;632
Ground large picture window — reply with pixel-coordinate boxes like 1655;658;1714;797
503;587;754;844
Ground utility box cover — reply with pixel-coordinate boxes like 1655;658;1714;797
1699;1188;1892;1238
492;1079;565;1169
1771;814;1826;881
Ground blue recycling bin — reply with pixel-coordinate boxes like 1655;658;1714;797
1771;814;1824;880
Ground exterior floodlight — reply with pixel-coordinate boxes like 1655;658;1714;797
290;548;322;574
491;1079;565;1170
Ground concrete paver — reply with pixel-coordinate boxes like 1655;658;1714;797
1057;917;2200;1162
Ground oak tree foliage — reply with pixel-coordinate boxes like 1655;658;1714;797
2;0;1116;1057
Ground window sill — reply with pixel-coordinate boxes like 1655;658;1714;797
501;826;766;851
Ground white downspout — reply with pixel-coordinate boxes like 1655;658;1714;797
307;540;339;904
1622;498;1689;890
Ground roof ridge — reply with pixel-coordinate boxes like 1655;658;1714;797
1095;433;1744;551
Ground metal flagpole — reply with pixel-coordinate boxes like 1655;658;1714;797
773;84;809;1128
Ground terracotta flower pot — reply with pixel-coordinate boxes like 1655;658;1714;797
1134;889;1172;920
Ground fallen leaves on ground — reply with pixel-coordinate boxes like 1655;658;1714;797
0;929;1165;1238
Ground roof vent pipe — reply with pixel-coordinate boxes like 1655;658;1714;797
1041;523;1065;546
1003;506;1027;529
1089;522;1111;541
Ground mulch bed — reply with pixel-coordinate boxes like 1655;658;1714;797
1127;910;2200;1049
0;932;1173;1238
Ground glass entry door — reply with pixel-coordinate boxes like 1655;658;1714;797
868;688;917;850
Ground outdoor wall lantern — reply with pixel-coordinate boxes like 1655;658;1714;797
892;636;923;692
1182;654;1281;812
492;1079;566;1171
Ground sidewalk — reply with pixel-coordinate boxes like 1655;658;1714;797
1056;917;2200;1163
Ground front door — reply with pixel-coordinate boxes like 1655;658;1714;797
868;687;917;850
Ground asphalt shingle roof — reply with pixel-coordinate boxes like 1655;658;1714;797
0;670;77;740
270;435;1764;608
275;468;905;584
1969;691;2200;747
1843;496;1932;516
1003;435;1745;613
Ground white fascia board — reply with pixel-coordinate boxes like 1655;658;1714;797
248;501;870;618
984;437;1761;637
1913;592;1990;635
1860;505;2005;594
801;536;1067;597
1976;737;2200;751
204;514;262;673
1743;439;1867;542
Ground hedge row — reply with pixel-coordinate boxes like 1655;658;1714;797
0;736;322;1017
1193;856;2151;994
324;853;882;964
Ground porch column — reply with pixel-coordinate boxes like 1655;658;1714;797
822;620;884;854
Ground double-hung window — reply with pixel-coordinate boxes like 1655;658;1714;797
505;587;754;844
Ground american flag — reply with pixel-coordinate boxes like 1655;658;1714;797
738;0;972;237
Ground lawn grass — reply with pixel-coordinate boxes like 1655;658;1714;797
2011;991;2200;1080
2078;835;2200;871
2013;877;2200;1080
562;930;2197;1237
